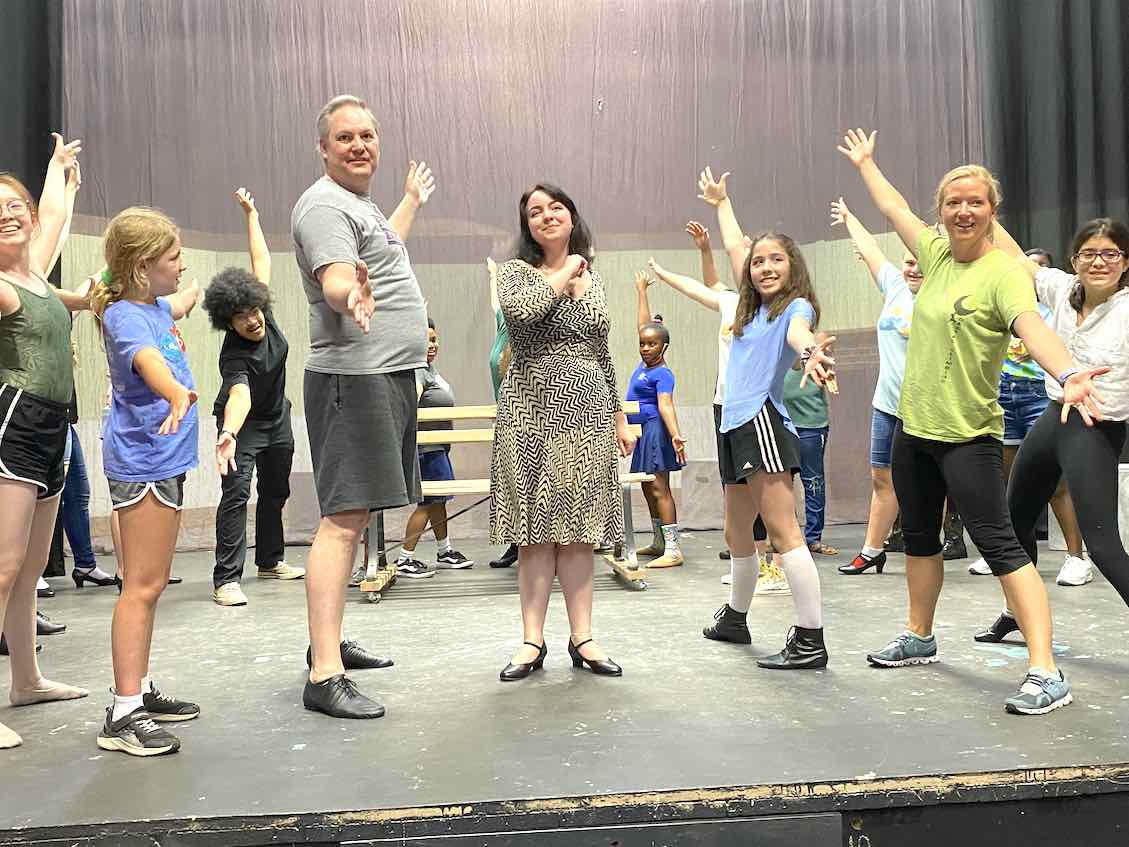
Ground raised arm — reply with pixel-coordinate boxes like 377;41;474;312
698;167;747;283
838;129;928;257
45;160;81;277
829;197;890;282
990;219;1044;283
686;221;724;291
634;270;654;331
388;160;436;242
235;187;271;284
30;133;82;275
133;347;198;435
164;279;201;320
647;257;722;312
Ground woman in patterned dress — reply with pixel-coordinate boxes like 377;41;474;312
491;184;636;681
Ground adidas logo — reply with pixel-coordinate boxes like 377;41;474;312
742;461;753;470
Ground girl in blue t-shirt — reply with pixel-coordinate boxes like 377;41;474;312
706;229;835;671
628;271;687;567
91;207;201;758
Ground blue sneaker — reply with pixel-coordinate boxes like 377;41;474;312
866;631;938;667
1004;669;1073;715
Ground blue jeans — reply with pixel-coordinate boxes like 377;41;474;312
61;425;97;569
796;426;828;545
999;373;1049;446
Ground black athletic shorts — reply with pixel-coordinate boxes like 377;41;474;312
718;402;802;485
0;383;69;499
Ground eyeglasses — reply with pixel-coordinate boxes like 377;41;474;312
1074;249;1126;264
0;200;29;216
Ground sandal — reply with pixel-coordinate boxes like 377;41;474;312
808;541;839;556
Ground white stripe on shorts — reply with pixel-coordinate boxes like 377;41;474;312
753;405;784;474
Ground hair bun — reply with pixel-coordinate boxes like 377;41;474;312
653;314;664;323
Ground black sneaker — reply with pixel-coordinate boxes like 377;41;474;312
703;604;752;644
490;544;518;568
719;549;732;561
303;674;385;719
436;550;474;569
306;640;394;670
97;707;180;757
941;536;968;560
396;558;435;579
143;682;201;723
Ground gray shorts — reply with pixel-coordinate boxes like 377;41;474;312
303;369;421;517
107;474;186;510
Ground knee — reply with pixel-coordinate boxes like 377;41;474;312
903;528;942;557
320;512;367;543
121;577;165;606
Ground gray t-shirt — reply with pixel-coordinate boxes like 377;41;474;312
291;175;428;375
416;363;455;454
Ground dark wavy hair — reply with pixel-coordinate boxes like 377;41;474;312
733;232;820;337
512;183;594;267
1024;247;1054;267
203;267;271;331
1067;217;1129;313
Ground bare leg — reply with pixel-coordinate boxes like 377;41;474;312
306;510;367;683
863;467;899;549
557;542;608;660
400;506;431;554
1000;565;1056;671
640;481;659;525
111;494;180;697
110;509;124;578
512;543;555;663
905;554;945;637
753;473;806;553
650;472;677;526
426;503;449;542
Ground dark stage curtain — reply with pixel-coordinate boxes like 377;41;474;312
978;0;1129;259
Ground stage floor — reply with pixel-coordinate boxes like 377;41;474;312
4;526;1129;837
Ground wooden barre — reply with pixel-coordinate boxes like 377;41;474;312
417;400;640;422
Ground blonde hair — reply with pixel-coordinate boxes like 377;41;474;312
93;207;179;316
0;173;37;220
934;165;1002;219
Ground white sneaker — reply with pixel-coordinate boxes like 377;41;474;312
257;562;306;580
213;582;248;606
1056;554;1093;587
968;557;992;576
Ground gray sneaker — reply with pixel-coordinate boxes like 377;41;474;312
96;708;180;757
1004;669;1073;715
396;558;435;579
866;631;938;667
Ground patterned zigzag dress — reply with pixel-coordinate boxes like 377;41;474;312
489;259;623;546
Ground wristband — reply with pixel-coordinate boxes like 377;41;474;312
219;429;236;441
1056;368;1079;386
800;345;816;365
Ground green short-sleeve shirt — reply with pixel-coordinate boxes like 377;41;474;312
897;231;1038;442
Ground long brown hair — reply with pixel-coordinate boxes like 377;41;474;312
93;207;179;316
733;232;820;337
1067;217;1129;313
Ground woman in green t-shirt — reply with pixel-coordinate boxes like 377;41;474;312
839;127;1105;716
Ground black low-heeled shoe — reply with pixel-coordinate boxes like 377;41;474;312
72;569;121;589
838;551;886;575
499;641;546;681
973;612;1020;643
306;640;394;670
568;639;622;676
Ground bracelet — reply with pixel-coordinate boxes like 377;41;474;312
1056;368;1080;386
800;345;816;365
219;429;236;441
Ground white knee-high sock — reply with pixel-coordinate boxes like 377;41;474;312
728;555;759;613
778;545;823;628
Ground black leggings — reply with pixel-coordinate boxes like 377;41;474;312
1008;402;1129;607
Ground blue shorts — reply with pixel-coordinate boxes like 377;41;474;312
999;374;1049;446
870;408;898;468
419;449;455;504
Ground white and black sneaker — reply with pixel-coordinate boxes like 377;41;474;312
395;558;435;579
97;707;180;757
143;682;201;722
436;550;473;569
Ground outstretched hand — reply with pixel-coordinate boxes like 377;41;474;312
234;187;258;214
66;160;82;194
829;197;851;227
800;336;837;389
1061;368;1109;426
697;166;731;206
685;221;711;250
837;129;877;167
405;160;436;205
159;387;198;436
634;270;652;293
348;259;376;332
50;132;82;170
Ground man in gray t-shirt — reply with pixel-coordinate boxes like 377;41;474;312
290;94;436;721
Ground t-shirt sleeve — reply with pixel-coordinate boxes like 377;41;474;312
654;366;676;394
789;297;817;327
293;204;360;279
915;230;949;277
1034;267;1075;310
992;261;1040;330
876;262;905;297
219;353;251;393
103;305;157;373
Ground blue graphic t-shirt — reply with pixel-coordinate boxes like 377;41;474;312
626;362;675;423
873;262;915;415
1001;303;1053;381
721;297;816;435
101;298;199;482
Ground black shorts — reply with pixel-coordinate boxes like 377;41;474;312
717;402;801;485
304;369;421;517
0;383;69;499
891;422;1031;575
107;474;186;510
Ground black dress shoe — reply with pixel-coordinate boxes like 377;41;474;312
302;674;385;719
499;641;546;681
719;549;732;560
973;612;1020;643
490;544;519;569
37;585;55;599
839;551;886;575
0;635;42;655
306;640;394;670
568;639;622;676
36;612;66;636
756;625;828;670
72;569;120;589
167;575;183;585
703;604;752;644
